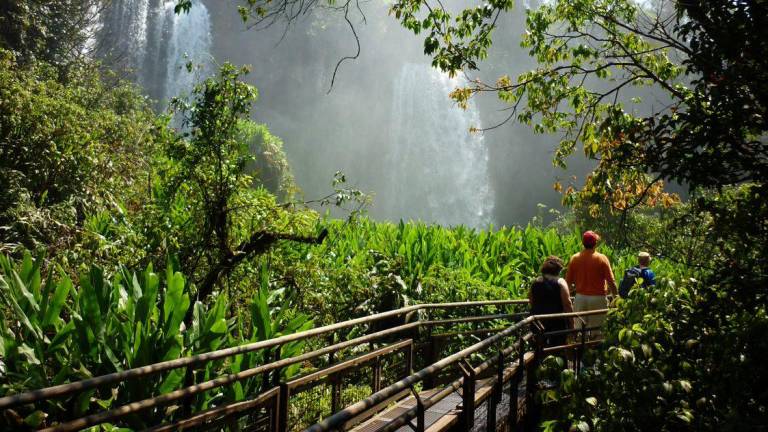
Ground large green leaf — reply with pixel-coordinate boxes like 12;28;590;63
0;273;43;340
252;264;272;341
162;266;190;339
42;273;72;328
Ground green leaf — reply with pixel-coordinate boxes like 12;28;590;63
23;410;46;428
574;421;590;432
43;274;72;328
163;266;189;339
18;343;41;365
1;274;44;340
13;270;40;313
158;368;185;394
252;264;272;341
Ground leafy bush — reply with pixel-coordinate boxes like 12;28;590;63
0;49;157;260
538;275;768;431
0;252;311;429
263;218;672;325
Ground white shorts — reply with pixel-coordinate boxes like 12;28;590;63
574;294;608;336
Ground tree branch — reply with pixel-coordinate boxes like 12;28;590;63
186;228;328;322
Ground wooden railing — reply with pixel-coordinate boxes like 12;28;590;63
0;301;607;432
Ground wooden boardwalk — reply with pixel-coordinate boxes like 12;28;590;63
350;353;534;432
0;301;606;432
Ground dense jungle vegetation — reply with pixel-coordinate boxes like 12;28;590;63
1;0;767;430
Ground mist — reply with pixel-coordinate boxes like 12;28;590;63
101;0;595;227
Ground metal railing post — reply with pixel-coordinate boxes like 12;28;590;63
459;359;476;432
270;393;279;432
331;374;342;414
181;366;195;418
507;329;524;431
372;355;382;393
369;341;381;393
406;342;414;375
328;333;337;366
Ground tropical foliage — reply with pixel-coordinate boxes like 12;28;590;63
0;50;157;260
2;0;766;430
0;251;311;429
392;0;766;216
538;272;768;431
391;0;768;429
266;218;683;325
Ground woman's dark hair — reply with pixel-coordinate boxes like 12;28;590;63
540;256;564;276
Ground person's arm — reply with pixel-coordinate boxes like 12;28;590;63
565;259;575;293
605;258;618;297
558;278;574;328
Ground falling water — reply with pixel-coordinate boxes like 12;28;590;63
385;63;495;228
100;0;212;102
160;0;213;100
100;5;496;226
98;0;150;72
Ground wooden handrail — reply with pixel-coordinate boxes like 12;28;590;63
286;340;412;390
0;300;525;411
304;316;537;432
3;302;608;432
306;309;610;432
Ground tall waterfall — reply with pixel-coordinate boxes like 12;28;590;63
100;0;212;102
159;0;213;100
99;0;150;73
385;63;495;228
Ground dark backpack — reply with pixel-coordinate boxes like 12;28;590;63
619;267;642;297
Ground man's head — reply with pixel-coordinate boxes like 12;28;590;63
638;251;651;267
582;230;599;249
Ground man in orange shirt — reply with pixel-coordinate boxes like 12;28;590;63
565;231;617;338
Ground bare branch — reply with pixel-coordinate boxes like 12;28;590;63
327;2;361;93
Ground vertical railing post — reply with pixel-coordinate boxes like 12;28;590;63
369;341;381;392
278;383;289;432
270;393;279;432
331;373;342;414
507;330;523;431
577;317;587;374
525;322;545;431
424;323;437;389
486;351;504;432
272;345;283;388
495;350;505;400
459;359;476;432
328;333;337;367
410;386;425;432
181;366;195;418
372;355;382;393
508;368;520;431
406;342;414;375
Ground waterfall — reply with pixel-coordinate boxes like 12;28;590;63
98;0;150;74
160;0;213;101
386;63;495;228
99;0;212;102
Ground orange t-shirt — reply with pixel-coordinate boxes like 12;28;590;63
565;249;616;296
